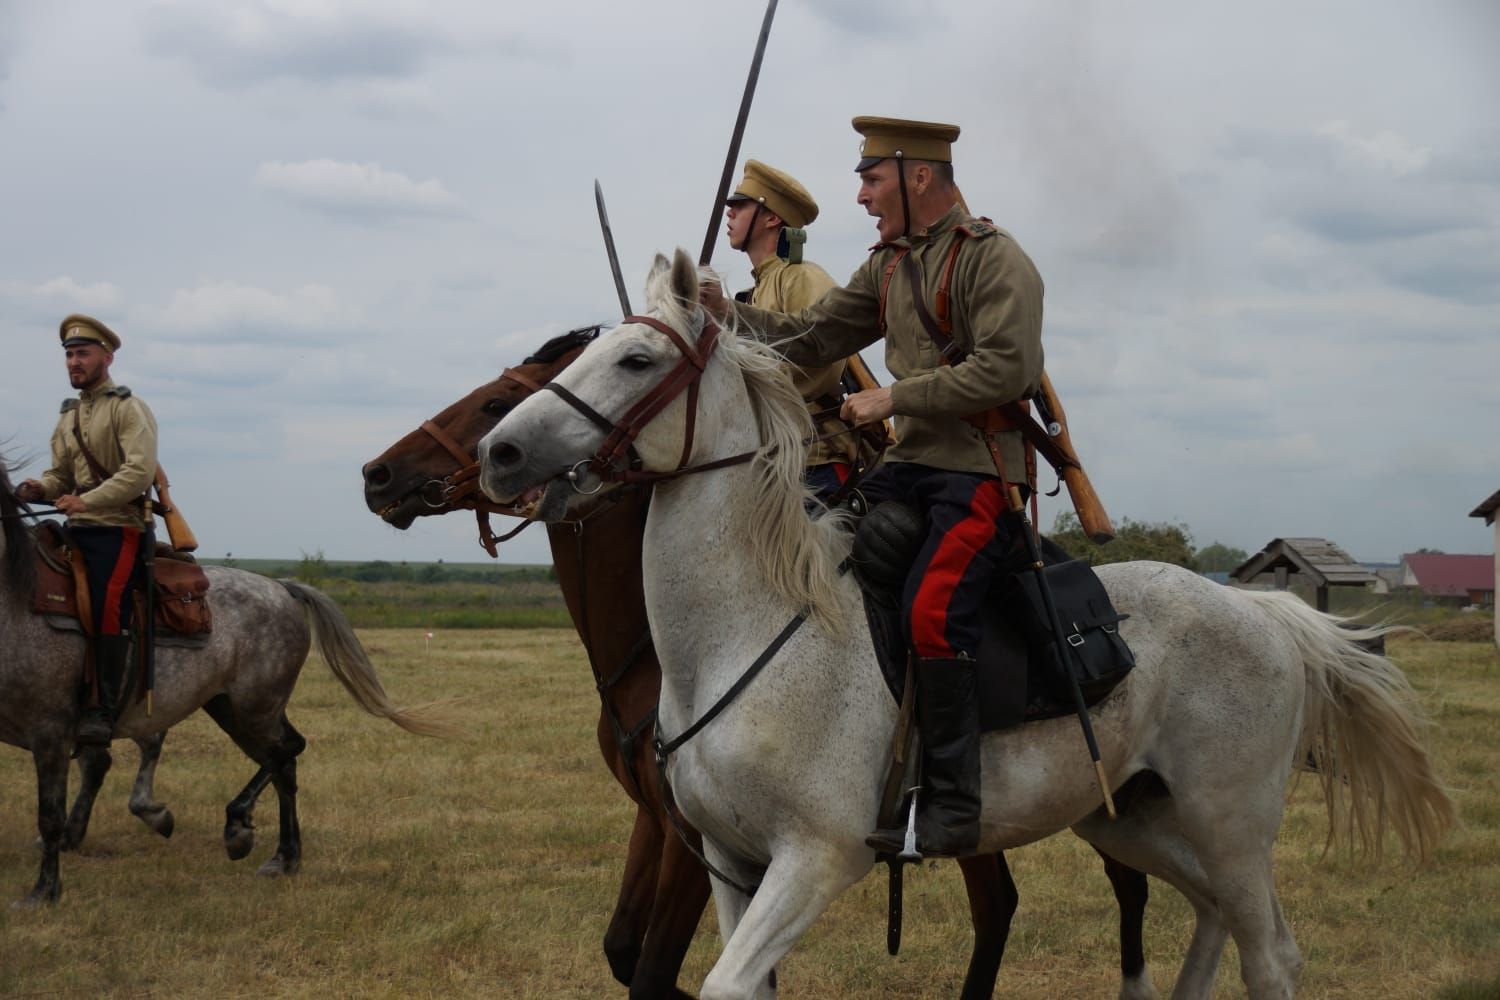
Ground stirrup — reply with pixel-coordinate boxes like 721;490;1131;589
867;792;923;861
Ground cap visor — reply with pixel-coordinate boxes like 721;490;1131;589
855;155;885;172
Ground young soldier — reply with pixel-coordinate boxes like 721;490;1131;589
702;118;1044;858
17;315;159;747
724;159;860;502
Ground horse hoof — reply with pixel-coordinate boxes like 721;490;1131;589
257;855;299;878
136;806;175;839
224;826;255;861
14;886;59;909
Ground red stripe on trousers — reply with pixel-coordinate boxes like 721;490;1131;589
909;480;1006;657
100;527;141;635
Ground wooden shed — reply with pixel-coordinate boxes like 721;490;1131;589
1468;488;1500;650
1230;537;1378;612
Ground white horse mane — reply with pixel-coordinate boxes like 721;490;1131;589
644;257;853;634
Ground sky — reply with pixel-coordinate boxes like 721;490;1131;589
1;0;1496;567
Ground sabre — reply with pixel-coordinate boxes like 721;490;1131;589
595;179;633;317
141;497;157;716
697;0;780;267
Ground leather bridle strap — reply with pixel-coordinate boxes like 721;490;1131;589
420;419;474;469
499;367;544;393
541;313;721;484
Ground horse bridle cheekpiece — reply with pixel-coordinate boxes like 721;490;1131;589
541;313;727;490
416;365;548;557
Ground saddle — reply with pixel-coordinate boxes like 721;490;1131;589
31;521;213;640
852;502;1134;733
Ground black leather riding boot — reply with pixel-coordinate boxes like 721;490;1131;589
866;656;982;858
76;636;130;748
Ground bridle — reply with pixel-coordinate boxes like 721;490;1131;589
413;365;554;557
539;312;760;491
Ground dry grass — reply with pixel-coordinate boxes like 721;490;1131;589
1;631;1497;998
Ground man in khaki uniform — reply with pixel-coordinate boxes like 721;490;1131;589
17;315;159;747
724;159;860;502
703;118;1044;858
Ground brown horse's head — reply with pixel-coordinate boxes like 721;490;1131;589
362;325;601;530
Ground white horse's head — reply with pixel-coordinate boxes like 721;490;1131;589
478;247;853;630
478;247;722;521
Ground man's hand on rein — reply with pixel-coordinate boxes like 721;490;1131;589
54;494;88;515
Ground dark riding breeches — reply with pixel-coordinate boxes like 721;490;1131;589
856;462;1017;660
69;525;141;636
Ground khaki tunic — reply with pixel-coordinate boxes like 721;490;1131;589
747;255;858;466
39;377;158;529
734;204;1043;479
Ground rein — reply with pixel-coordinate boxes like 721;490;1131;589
653;561;852;896
0;501;61;520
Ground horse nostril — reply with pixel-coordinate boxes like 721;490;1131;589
363;462;392;488
487;440;521;469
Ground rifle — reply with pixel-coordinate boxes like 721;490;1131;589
1033;373;1114;544
152;466;197;553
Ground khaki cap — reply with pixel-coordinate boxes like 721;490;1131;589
853;116;961;170
59;314;122;352
726;159;820;228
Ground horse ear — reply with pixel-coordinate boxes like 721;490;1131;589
644;253;672;310
670;247;698;306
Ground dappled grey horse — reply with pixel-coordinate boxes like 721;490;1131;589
0;456;452;904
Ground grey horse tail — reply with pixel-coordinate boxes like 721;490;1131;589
278;580;461;739
1247;590;1456;862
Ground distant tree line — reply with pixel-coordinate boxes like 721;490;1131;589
283;550;556;587
1048;513;1247;573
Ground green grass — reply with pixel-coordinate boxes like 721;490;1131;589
0;633;1495;997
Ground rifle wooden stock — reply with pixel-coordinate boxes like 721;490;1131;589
152;466;198;553
1038;373;1114;544
842;352;896;445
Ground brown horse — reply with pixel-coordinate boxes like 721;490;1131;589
361;325;1153;1000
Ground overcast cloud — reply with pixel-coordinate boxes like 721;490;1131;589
1;0;1496;569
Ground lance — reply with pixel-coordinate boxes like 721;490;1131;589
697;0;780;267
595;179;633;317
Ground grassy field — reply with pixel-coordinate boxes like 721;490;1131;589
0;630;1497;998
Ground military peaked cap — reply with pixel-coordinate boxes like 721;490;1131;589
853;116;961;171
726;159;820;229
59;314;122;352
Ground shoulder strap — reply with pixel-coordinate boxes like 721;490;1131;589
902;251;965;364
877;248;909;335
71;406;110;488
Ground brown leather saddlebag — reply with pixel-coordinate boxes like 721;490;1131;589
154;555;212;636
31;527;212;638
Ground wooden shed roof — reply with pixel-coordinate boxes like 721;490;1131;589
1230;537;1378;587
1471;488;1500;526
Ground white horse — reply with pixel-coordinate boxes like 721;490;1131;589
476;249;1454;1000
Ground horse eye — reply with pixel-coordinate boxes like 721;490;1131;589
482;398;511;416
619;354;654;372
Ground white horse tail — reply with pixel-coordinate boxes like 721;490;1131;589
1246;590;1456;860
280;580;461;738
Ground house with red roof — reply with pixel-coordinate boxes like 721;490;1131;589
1400;552;1496;607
